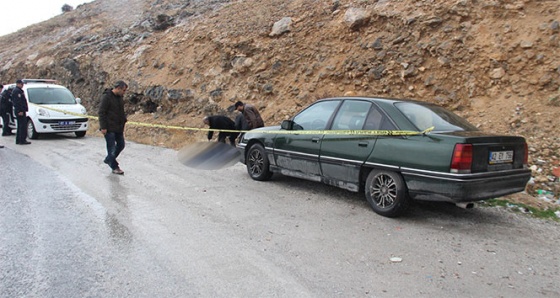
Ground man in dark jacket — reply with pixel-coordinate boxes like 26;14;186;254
99;80;128;175
0;85;14;136
234;101;264;129
203;115;239;146
12;80;30;145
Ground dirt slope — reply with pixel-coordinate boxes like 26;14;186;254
0;0;558;209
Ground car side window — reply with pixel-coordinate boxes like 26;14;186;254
379;116;396;130
331;100;371;130
364;107;382;130
292;100;340;130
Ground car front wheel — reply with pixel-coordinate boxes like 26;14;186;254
75;131;86;138
27;120;39;139
365;170;409;217
246;143;272;181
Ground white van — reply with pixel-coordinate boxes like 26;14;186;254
1;79;88;138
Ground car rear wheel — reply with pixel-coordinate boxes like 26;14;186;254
27;120;39;139
246;143;272;181
75;131;86;138
365;170;409;217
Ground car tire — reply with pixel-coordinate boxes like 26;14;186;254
365;170;409;217
75;131;86;138
27;119;39;139
246;143;272;181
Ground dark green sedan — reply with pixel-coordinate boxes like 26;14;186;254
237;97;531;217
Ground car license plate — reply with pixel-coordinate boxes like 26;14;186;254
489;150;513;164
59;121;76;126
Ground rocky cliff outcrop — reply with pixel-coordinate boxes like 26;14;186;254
0;0;558;205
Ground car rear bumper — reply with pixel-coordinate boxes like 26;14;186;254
401;168;532;203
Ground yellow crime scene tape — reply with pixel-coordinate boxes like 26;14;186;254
35;103;434;136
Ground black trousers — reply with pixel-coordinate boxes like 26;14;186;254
16;114;27;144
217;132;240;146
1;110;12;135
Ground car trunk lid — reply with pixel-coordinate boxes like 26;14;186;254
444;131;527;173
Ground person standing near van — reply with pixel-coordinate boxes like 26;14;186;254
12;80;30;145
98;80;128;175
0;85;14;136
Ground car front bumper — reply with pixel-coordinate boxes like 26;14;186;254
35;118;88;133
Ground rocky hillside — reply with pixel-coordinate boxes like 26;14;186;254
0;0;558;207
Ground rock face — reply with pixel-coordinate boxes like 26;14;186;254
0;0;558;203
344;7;370;31
269;17;292;37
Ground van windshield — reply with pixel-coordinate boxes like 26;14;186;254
27;87;76;104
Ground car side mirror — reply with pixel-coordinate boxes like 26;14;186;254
281;120;293;130
75;98;82;104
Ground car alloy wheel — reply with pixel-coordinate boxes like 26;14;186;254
365;170;409;217
246;143;272;181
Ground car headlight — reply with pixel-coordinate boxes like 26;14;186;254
80;107;87;114
37;107;50;117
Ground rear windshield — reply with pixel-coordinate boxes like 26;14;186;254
27;87;76;104
394;102;477;132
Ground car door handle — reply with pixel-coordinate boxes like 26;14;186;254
358;142;368;147
311;137;321;143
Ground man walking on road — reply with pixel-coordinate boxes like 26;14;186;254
12;80;31;145
99;80;128;175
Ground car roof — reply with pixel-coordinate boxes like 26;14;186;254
22;79;58;84
3;79;66;90
319;96;434;106
23;83;66;89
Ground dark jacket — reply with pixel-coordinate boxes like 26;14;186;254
98;88;127;133
243;104;264;129
0;88;13;113
11;86;28;115
206;115;235;140
234;113;249;131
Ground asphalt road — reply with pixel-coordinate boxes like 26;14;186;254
0;133;559;297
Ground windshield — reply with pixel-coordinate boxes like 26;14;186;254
27;87;77;104
395;102;477;132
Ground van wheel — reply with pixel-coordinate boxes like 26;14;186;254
75;131;86;138
365;170;409;217
27;120;39;139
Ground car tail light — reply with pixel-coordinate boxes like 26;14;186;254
451;144;472;173
523;142;528;166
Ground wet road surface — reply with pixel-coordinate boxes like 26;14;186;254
0;134;559;297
